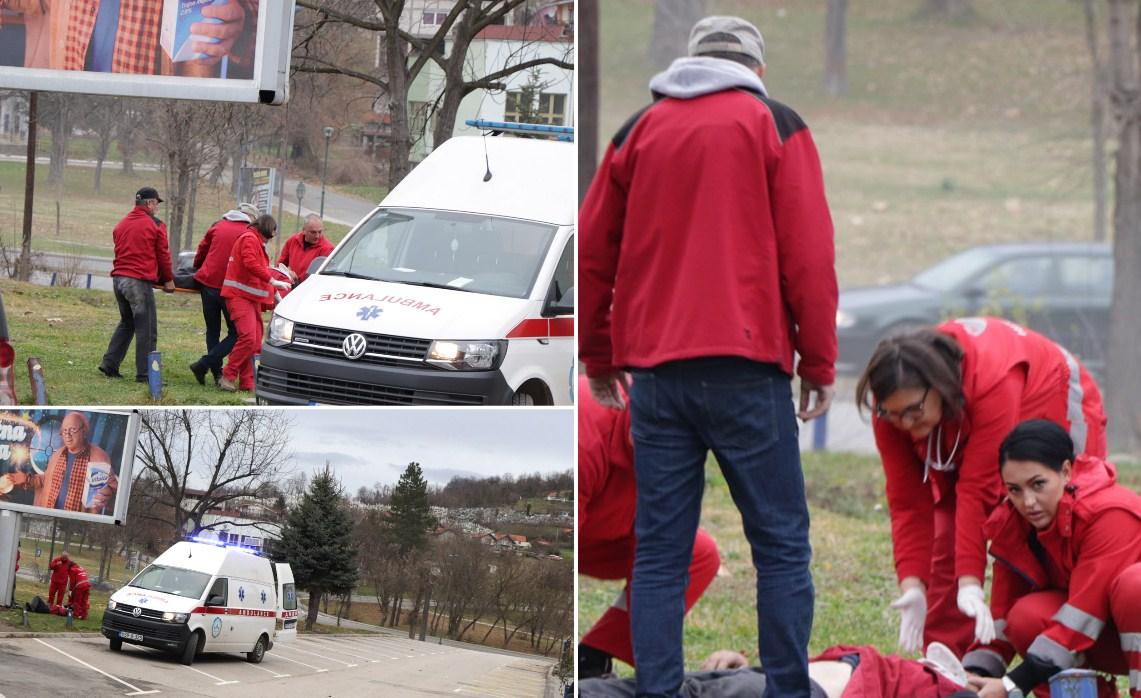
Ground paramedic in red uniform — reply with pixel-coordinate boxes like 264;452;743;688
66;561;91;620
962;420;1141;698
48;552;71;606
98;187;175;382
219;215;287;392
579;15;837;698
577;376;720;679
277;214;334;284
855;317;1107;657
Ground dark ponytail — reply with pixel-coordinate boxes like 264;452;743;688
998;419;1074;473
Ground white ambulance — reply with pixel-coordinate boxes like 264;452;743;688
101;541;297;665
255;122;575;406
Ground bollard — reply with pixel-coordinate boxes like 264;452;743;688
27;357;47;405
66;607;73;628
812;411;829;451
147;351;162;400
85;273;92;289
22;607;29;627
1049;669;1098;698
49;272;57;287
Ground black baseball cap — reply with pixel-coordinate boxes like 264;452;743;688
135;186;163;203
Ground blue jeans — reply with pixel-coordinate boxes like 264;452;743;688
629;358;814;698
195;285;236;375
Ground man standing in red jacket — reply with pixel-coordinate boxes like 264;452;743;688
219;215;286;392
47;552;70;606
277;214;334;284
66;561;90;620
579;15;838;698
189;202;260;386
98;187;175;382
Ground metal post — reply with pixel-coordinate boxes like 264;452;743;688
0;510;20;608
18;92;37;282
320;126;333;218
147;351;162;400
812;411;829;451
27;357;46;405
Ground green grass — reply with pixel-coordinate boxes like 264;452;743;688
332;184;388;204
0;279;251;405
1;577;109;633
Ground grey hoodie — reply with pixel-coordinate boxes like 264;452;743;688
648;56;768;101
221;209;252;223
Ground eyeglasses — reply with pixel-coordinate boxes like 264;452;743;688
875;387;930;425
60;427;85;437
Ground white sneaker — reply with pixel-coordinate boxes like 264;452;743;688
920;641;968;687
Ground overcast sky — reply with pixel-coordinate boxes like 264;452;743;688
279;408;573;491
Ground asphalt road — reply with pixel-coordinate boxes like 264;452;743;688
0;632;557;698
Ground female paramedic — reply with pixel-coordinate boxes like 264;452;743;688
855;317;1106;655
962;420;1141;698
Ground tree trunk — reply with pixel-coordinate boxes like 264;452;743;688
579;0;600;205
385;17;413;186
306;589;322;630
47;97;69;186
824;0;849;97
650;0;707;70
1083;0;1108;242
431;10;478;152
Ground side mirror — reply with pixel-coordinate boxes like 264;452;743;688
543;286;573;317
206;594;225;607
306;256;328;278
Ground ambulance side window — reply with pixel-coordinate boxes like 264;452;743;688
206;578;227;606
282;583;297;611
546;236;574;313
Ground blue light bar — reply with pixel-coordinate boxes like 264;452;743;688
464;119;574;141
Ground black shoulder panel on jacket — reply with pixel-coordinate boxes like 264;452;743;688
754;94;807;144
612;105;653;151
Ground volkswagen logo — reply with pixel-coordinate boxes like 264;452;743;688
132;607;142;617
342;333;368;360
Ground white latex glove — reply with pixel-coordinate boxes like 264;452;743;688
270;278;291;291
957;583;996;644
890;586;927;653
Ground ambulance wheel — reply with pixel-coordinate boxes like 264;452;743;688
180;631;203;666
109;638;122;652
246;634;268;664
510;391;535;406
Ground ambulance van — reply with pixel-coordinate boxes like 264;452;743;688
101;541;296;665
255;122;575;406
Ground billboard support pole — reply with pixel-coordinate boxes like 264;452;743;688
18;92;37;283
0;509;21;607
48;518;57;561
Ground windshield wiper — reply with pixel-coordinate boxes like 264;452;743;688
321;269;382;281
396;280;477;293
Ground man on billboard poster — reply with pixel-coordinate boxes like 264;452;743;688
3;412;117;514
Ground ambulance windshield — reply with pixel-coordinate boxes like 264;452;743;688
320;208;557;299
128;564;212;599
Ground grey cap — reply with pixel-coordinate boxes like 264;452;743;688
688;15;765;65
238;202;260;220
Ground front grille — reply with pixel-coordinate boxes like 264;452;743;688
289;324;432;367
257;366;485;406
104;614;184;642
112;604;164;621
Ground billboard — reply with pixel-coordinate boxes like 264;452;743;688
0;409;140;525
0;2;295;105
239;166;277;216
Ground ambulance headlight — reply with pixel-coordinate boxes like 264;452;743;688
266;313;295;346
162;611;189;623
107;600;117;610
426;340;505;371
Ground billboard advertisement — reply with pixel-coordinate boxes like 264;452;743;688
0;409;140;525
0;2;294;104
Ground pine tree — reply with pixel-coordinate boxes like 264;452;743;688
273;464;359;630
389;461;436;554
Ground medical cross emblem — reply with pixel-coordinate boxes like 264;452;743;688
261;590;267;604
357;305;382;321
238;587;245;602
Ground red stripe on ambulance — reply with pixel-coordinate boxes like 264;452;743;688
507;318;574;339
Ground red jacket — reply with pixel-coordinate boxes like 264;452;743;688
277;232;334;283
194;217;252;289
876;318;1107;584
221;231;272;304
579;85;837;385
68;563;90;590
48;555;71;585
968;456;1141;668
578;376;635;546
813;645;963;698
111;205;173;284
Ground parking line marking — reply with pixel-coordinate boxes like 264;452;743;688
182;665;238;686
275;643;357;667
34;639;161;696
267;652;327;673
243;661;290;678
299;637;379;662
338;637;402;658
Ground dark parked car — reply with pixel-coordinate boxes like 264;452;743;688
836;242;1112;375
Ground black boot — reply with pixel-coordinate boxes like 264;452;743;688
578;642;614;680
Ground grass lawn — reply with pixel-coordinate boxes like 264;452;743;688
578;450;1141;676
0;279;251;405
331;184;388;205
1;577;109;634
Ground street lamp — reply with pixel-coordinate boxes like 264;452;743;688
320;126;334;218
295;180;306;228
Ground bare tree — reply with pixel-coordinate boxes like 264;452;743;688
75;96;124;194
824;0;849;96
650;0;707;70
1102;0;1141;451
1083;0;1110;242
133;410;294;543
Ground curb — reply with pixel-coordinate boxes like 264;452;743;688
0;631;103;639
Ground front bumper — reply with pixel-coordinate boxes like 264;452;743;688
255;342;514;406
102;612;191;652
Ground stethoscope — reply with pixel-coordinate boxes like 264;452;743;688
922;422;962;483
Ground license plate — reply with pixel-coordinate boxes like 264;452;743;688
119;631;144;642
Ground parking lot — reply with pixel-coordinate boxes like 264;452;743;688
0;632;556;697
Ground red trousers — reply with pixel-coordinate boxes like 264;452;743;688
579;528;720;666
223;297;263;390
69;585;90;620
921;497;976;656
1006;563;1141;698
48;579;67;606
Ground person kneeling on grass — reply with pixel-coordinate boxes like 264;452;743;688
579;643;977;698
